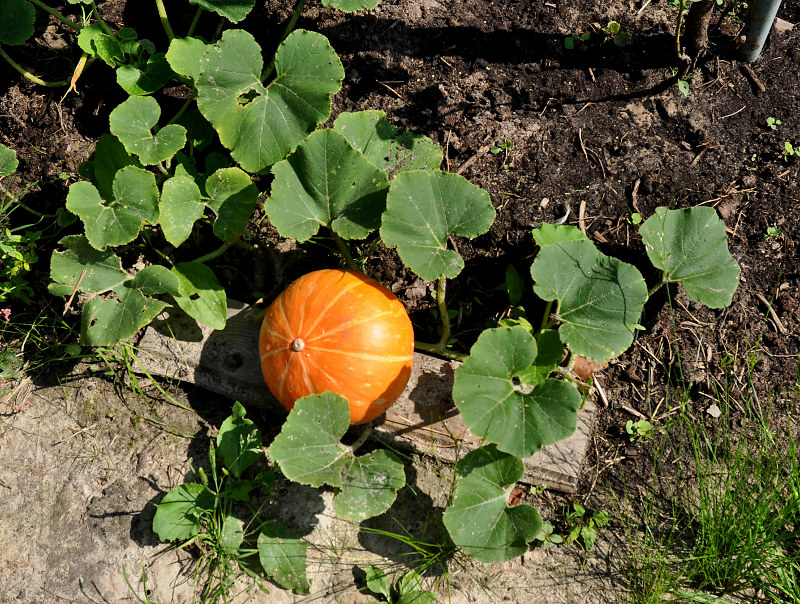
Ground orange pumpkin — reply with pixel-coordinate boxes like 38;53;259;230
259;269;415;425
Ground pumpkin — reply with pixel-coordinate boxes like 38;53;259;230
259;269;415;425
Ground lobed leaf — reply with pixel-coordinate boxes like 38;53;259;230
380;170;495;281
196;29;344;173
333;450;405;522
49;235;129;296
166;36;208;81
170;262;227;330
117;53;174;96
268;392;351;488
81;284;170;346
87;135;140;202
516;329;563;388
159;174;205;247
639;206;740;308
443;445;542;562
333;110;442;175
206;167;259;243
265;129;389;241
530;238;647;363
453;326;581;458
109;96;187;165
66;166;159;250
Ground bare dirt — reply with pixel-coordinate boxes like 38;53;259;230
1;0;799;602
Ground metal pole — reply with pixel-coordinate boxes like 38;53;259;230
739;0;784;63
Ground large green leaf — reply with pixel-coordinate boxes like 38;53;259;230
268;392;351;488
206;167;259;243
530;238;647;363
333;110;442;175
196;29;344;173
453;326;581;458
170;262;227;330
216;401;262;478
257;525;310;594
66;166;159;250
109;96;187;165
189;0;256;22
380;170;496;281
269;393;406;521
0;0;35;46
159;174;205;246
266;129;389;241
334;450;406;522
443;445;542;562
165;36;208;80
152;483;215;542
49;235;130;296
639;206;740;308
81;281;170;346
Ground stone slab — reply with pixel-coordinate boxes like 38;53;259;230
134;301;596;493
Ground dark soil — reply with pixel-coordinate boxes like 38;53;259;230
1;0;799;598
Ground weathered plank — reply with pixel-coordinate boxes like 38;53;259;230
134;301;595;493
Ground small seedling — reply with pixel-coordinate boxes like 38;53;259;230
490;138;515;169
765;226;780;239
766;117;782;130
628;211;643;225
562;503;611;551
601;21;630;47
783;141;797;161
564;33;590;51
534;520;564;549
626;419;654;441
361;564;436;604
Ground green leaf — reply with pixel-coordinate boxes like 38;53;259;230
81;280;171;346
221;514;245;553
268;392;351;488
206;167;259;242
170;262;227;330
0;0;35;46
49;235;130;296
453;326;581;458
266;129;389;241
531;223;588;247
131;264;180;296
152;483;215;542
322;0;379;10
217;401;263;478
88;135;140;202
269;393;405;521
0;143;18;178
117;53;174;96
77;25;124;66
333;450;406;522
109;96;187;165
505;265;524;305
396;571;437;604
196;29;344;173
380;170;496;281
333;110;442;175
639;206;740;308
159;174;205;246
364;564;392;599
165;36;208;80
66;166;159;250
530;238;647;362
516;329;563;387
443;445;542;562
257;525;310;594
189;0;256;22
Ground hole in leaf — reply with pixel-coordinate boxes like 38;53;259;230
236;88;260;108
189;293;200;301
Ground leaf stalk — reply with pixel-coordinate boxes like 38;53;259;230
26;0;82;31
0;46;70;87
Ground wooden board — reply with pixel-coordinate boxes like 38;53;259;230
134;301;596;493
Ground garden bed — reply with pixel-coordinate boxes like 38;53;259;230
1;0;799;602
